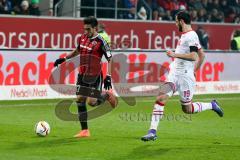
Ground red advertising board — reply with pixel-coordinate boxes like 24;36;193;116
0;49;239;85
0;16;238;50
0;49;240;100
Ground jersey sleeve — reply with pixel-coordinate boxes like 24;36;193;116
188;33;202;51
100;36;112;61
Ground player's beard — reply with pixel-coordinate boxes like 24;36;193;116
178;24;183;32
87;33;93;38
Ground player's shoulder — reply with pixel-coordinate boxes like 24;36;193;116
185;30;199;40
95;34;109;48
185;30;197;36
96;34;107;44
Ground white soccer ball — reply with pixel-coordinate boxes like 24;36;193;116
35;121;50;137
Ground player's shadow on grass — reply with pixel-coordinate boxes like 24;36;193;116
126;144;169;159
11;137;97;150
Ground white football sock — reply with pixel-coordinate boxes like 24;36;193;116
150;102;164;131
191;102;212;113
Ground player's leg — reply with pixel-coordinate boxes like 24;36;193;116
74;95;90;138
87;97;98;106
179;77;223;117
76;96;88;131
182;100;223;117
74;74;90;138
141;82;175;141
87;74;118;108
87;92;118;108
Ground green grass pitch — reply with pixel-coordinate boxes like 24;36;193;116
0;94;240;160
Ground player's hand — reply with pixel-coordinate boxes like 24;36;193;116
54;58;66;67
104;75;112;90
166;50;176;58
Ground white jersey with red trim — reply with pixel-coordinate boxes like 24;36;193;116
169;30;201;76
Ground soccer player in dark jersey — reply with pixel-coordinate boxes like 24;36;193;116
54;16;118;138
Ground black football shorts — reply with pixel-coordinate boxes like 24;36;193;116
76;74;103;97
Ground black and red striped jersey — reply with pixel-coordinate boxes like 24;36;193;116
77;33;112;76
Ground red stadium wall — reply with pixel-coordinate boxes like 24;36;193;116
0;16;239;50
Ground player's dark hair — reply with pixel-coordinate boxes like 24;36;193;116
176;11;191;24
234;29;240;37
83;16;98;28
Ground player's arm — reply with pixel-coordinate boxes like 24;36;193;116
107;58;112;74
66;48;79;59
54;34;83;67
102;39;113;90
101;38;112;73
195;48;205;72
104;49;113;90
166;46;198;61
54;48;79;67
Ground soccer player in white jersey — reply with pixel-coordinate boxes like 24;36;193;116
141;11;224;141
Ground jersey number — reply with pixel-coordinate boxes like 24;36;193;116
184;90;190;98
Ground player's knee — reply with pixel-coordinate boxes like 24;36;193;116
156;94;168;103
181;105;192;114
76;96;86;103
87;101;97;107
87;98;98;107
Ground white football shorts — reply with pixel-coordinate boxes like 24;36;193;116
166;72;196;105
